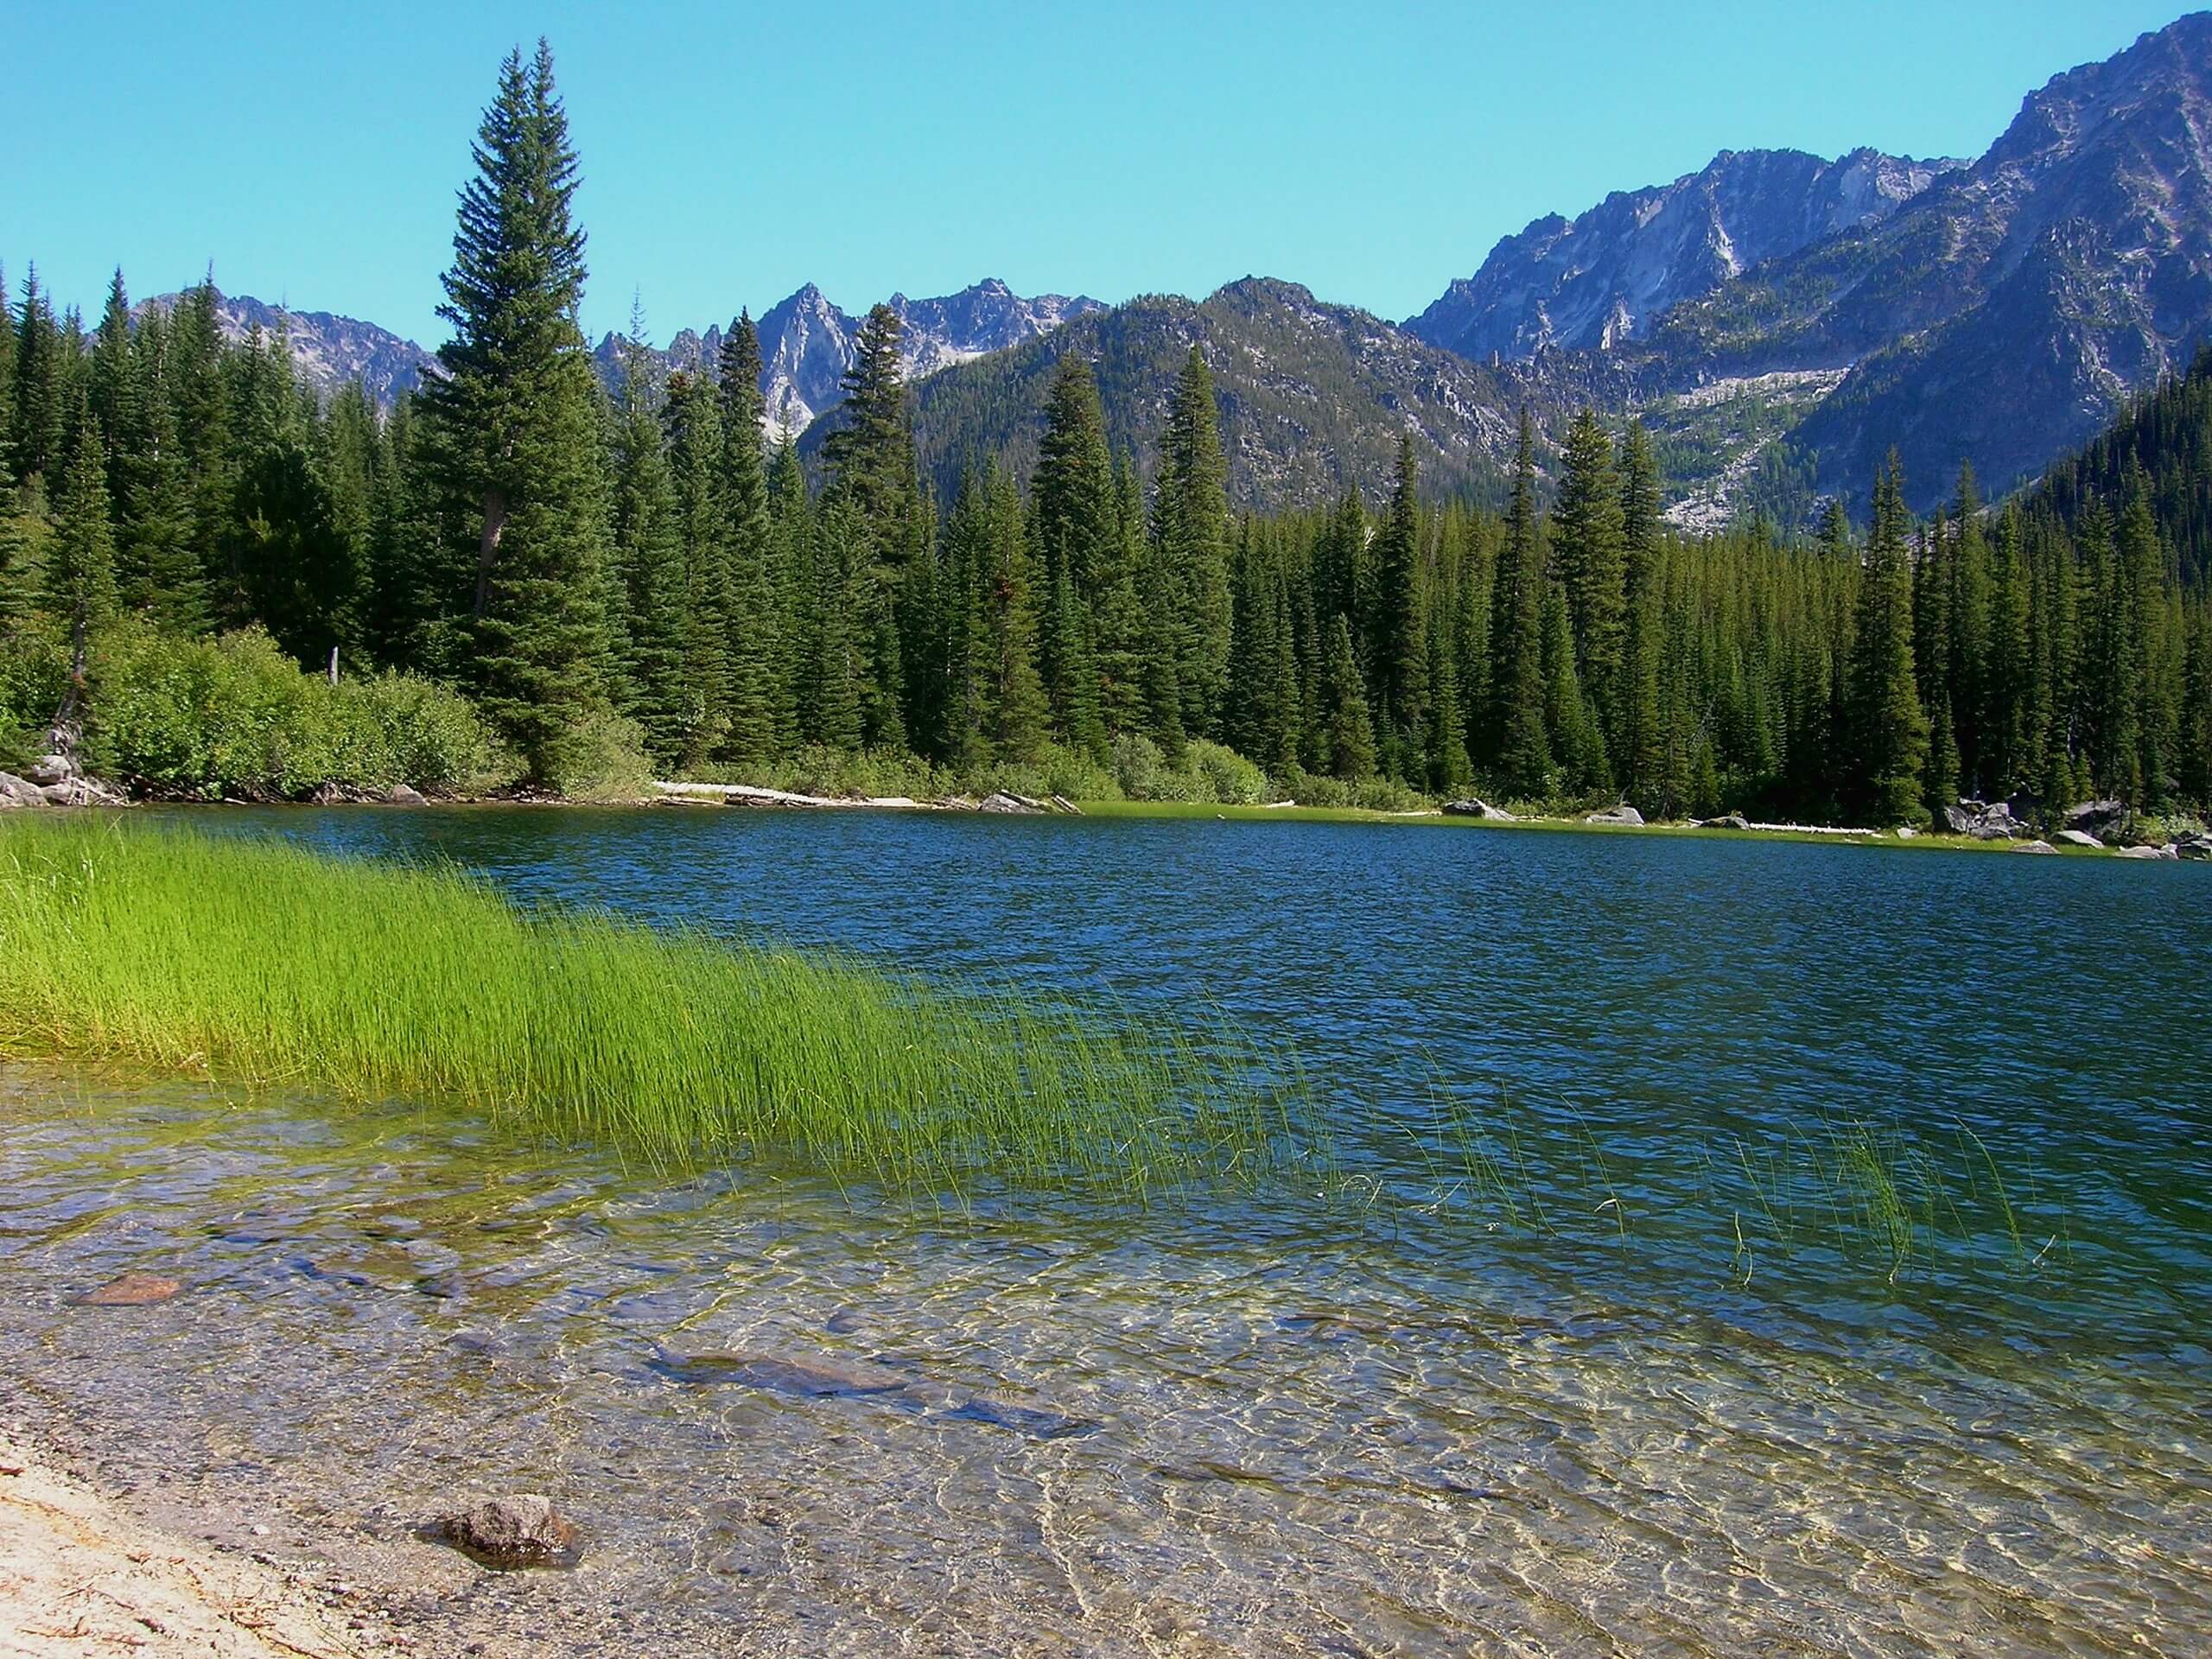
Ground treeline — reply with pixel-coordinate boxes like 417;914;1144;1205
3;41;2208;820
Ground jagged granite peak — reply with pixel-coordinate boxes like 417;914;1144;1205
1643;10;2212;506
138;289;435;406
594;278;1104;439
1407;146;1964;360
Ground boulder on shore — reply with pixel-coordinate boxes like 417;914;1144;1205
26;753;77;786
2056;829;2103;849
976;791;1043;815
1585;805;1644;827
2015;840;2058;855
2178;836;2212;861
385;784;429;806
1701;812;1751;830
0;771;44;808
435;1495;582;1570
2115;845;2166;860
1442;798;1515;821
38;776;128;808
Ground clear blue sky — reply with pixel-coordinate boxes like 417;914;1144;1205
4;1;2196;347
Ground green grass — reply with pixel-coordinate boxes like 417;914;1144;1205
0;815;1315;1203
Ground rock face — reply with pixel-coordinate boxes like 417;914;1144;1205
138;289;435;408
1442;798;1515;820
594;279;1105;443
435;1496;582;1570
1944;800;2028;840
1407;147;1961;359
2065;799;2129;840
1586;805;1645;826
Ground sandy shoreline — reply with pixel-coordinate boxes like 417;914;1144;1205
0;1429;376;1657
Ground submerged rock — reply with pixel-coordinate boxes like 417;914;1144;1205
651;1348;907;1396
76;1272;183;1306
1585;804;1644;826
944;1396;1099;1440
434;1495;582;1570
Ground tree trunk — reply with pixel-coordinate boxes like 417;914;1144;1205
474;486;509;620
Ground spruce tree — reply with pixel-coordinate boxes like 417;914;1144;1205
1551;410;1627;750
416;40;613;783
607;318;689;764
10;267;67;487
1154;346;1232;737
1370;435;1428;781
1618;422;1665;806
48;418;118;690
1489;406;1550;795
663;367;731;766
1321;614;1376;782
1846;454;1929;825
715;315;783;760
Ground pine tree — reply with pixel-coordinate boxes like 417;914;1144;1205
822;302;920;748
10;267;67;486
663;367;730;766
979;467;1049;762
1846;454;1929;825
1370;435;1428;781
48;417;118;690
416;41;613;783
1489;406;1550;795
607;315;689;764
714;315;782;760
1551;409;1627;750
1154;346;1232;737
1321;614;1376;782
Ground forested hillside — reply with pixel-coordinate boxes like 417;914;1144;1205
3;42;2207;825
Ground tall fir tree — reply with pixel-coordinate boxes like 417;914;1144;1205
1154;347;1233;738
1846;454;1929;825
1550;410;1627;764
416;41;613;782
1489;405;1550;795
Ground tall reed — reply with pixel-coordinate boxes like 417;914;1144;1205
0;815;1313;1201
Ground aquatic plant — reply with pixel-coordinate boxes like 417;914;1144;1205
0;815;1314;1200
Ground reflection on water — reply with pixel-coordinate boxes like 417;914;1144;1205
4;1070;2209;1656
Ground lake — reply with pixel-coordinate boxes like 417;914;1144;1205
3;807;2208;1654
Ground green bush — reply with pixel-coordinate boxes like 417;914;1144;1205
541;708;655;801
1186;741;1271;805
0;620;68;772
79;620;510;798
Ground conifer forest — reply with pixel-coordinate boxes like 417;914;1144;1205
3;41;2209;827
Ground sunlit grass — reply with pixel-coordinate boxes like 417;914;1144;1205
0;815;1318;1203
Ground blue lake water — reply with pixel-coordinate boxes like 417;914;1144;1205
4;807;2209;1654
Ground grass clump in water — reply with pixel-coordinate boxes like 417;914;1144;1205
0;815;1314;1201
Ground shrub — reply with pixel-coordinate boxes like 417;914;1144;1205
79;620;509;798
1186;740;1271;805
541;709;655;801
0;620;68;772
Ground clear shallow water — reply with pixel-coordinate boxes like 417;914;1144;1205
5;808;2211;1654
